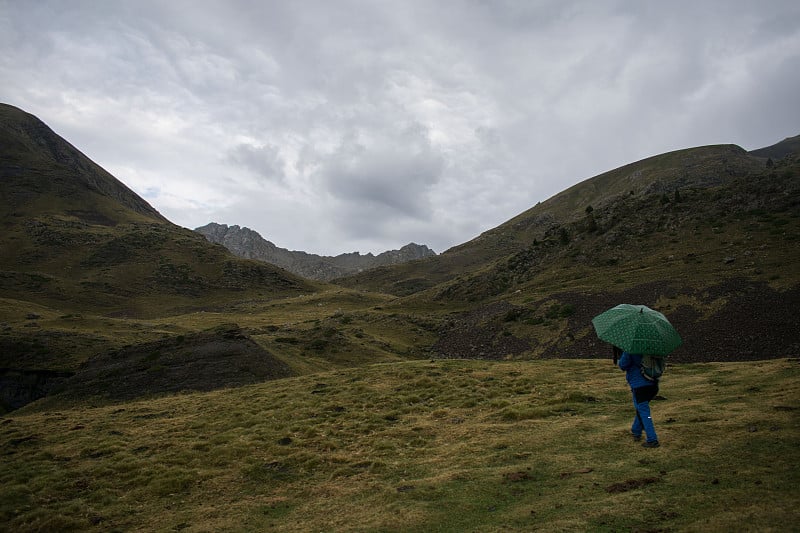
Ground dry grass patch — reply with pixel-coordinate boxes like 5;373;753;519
1;358;798;531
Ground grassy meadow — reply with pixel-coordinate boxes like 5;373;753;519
2;358;797;532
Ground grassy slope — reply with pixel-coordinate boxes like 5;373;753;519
0;212;320;316
334;144;767;296
0;285;435;380
1;104;323;372
0;217;327;372
429;163;800;303
363;158;800;364
1;102;320;319
2;358;797;532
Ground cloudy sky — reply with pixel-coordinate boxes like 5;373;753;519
2;1;799;255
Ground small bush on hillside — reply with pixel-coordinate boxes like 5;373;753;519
544;303;573;319
585;213;598;233
503;308;529;322
308;339;329;351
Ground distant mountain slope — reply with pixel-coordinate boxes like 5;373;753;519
748;134;800;160
428;172;800;360
334;142;785;295
338;136;800;362
196;222;436;281
0;103;318;317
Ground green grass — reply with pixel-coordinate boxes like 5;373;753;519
2;358;797;532
0;286;437;374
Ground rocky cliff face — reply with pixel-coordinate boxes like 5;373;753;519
195;223;436;281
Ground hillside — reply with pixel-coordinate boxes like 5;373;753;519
0;103;318;317
748;133;800;160
335;141;800;363
195;222;436;281
0;104;321;409
425;161;800;360
0;104;166;223
334;143;770;295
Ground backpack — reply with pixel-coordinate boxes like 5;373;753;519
640;354;665;382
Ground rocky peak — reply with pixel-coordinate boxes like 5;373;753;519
195;223;436;281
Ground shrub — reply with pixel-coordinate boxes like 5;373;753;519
503;308;527;322
308;339;329;351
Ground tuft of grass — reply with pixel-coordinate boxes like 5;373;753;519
1;358;797;532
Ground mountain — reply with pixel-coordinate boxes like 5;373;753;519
195;222;437;281
748;133;800;160
333;143;771;295
2;101;798;412
0;103;317;317
335;139;800;362
0;103;321;409
1;104;166;224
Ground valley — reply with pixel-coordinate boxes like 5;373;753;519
1;103;798;531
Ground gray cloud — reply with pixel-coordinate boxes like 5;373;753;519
314;122;444;217
228;143;286;185
1;0;799;255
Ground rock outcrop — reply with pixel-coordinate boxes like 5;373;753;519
195;223;436;281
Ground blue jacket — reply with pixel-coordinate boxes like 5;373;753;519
618;352;651;389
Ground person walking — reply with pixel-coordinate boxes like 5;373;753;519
618;350;660;448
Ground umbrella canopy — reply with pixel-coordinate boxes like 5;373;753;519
592;304;682;356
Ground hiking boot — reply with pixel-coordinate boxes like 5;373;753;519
632;434;642;442
642;440;660;448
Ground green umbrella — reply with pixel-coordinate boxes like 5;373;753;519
591;304;682;356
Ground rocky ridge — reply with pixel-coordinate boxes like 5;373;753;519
195;222;436;281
